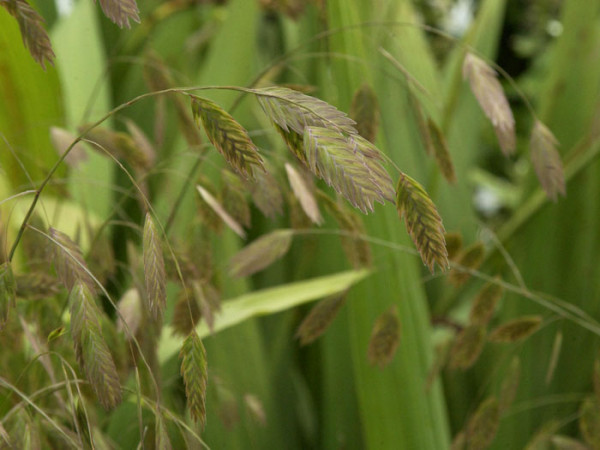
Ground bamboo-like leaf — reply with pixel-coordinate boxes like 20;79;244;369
221;170;251;228
488;316;542;343
428;118;456;184
246;168;284;219
463;52;515;156
69;281;122;410
0;0;54;68
396;172;448;272
450;242;486;286
498;357;520;412
96;0;140;28
445;231;463;261
50;127;88;168
530;120;566;201
350;83;380;143
579;396;600;449
49;227;96;293
256;86;357;136
180;331;208;428
304;126;394;213
143;213;166;320
191;96;264;178
449;325;487;370
469;278;504;326
465;397;500;450
295;292;347;345
229;229;293;278
285;163;323;225
197;185;246;238
0;263;16;330
367;306;401;368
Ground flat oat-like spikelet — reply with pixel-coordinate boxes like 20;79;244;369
191;96;265;179
69;281;122;410
197;185;246;238
463;52;516;156
427;118;456;184
465;397;500;450
229;229;293;278
0;263;16;330
395;173;448;272
180;331;208;428
143;213;166;320
367;306;401;368
96;0;140;28
304;126;394;213
295;292;347;346
448;325;487;370
245;168;284;219
469;278;504;326
49;228;96;293
488;316;542;343
285;163;323;225
498;357;520;412
0;0;55;68
530;120;566;201
350;83;380;143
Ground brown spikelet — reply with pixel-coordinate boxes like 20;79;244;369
0;263;16;330
463;52;515;156
229;229;293;278
428;118;456;184
246;168;284;219
530;120;566;201
465;397;500;450
488;316;542;343
285;163;323;225
304;126;394;213
396;173;448;272
448;325;486;370
221;170;251;228
180;331;208;428
498;357;520;412
579;396;600;448
171;288;201;337
191;96;264;179
0;0;54;68
197;185;246;238
49;227;96;293
321;193;372;268
50;127;88;168
244;394;267;427
445;232;463;261
350;83;380;143
143;213;166;320
256;86;357;136
69;281;122;410
295;292;347;345
96;0;140;28
469;278;504;326
367;306;401;368
450;242;485;286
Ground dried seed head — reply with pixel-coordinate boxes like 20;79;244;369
469;278;504;326
180;331;208;428
367;306;401;368
96;0;140;28
465;397;500;450
463;52;516;156
530;120;566;201
143;213;166;321
488;316;542;343
295;293;347;345
229;229;294;278
448;325;486;370
197;185;246;239
350;83;380;143
285;163;323;225
49;228;96;293
449;242;485;286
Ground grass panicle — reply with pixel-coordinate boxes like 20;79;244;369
367;306;401;368
143;213;166;321
295;292;347;346
530;120;566;202
0;0;54;68
229;229;293;278
448;325;486;370
191;96;264;179
285;163;323;225
49;227;96;293
180;330;208;428
350;83;380;143
69;281;122;410
395;173;448;272
488;316;542;343
465;397;500;450
96;0;140;28
0;263;16;330
463;52;515;156
469;278;504;326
